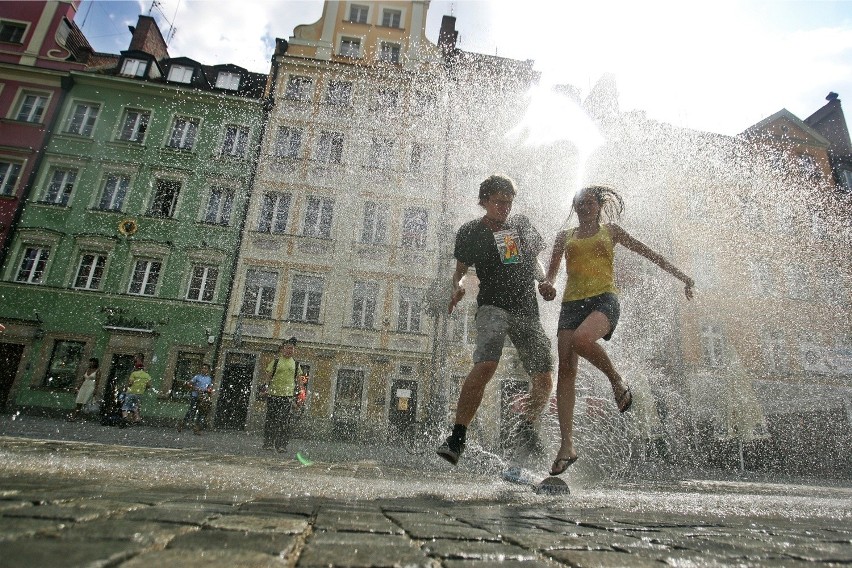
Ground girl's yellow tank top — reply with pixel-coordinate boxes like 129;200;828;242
562;224;618;302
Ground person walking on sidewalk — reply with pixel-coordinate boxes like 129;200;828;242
121;360;152;425
539;184;694;475
437;174;555;466
178;363;213;434
260;337;305;452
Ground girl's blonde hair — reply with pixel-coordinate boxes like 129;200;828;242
571;184;624;224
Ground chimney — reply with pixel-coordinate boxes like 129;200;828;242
438;15;458;58
127;15;169;61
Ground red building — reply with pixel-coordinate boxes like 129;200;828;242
0;0;93;263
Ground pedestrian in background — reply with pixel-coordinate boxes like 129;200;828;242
260;337;305;452
122;360;152;424
69;358;100;421
178;363;213;434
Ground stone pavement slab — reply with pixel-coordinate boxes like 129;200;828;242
1;430;851;567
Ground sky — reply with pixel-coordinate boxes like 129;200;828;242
75;0;852;136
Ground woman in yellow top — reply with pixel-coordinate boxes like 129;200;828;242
539;185;694;475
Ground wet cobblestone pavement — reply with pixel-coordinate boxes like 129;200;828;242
1;417;851;567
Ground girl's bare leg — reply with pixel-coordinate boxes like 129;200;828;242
555;329;579;460
572;311;629;402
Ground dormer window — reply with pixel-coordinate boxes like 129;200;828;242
215;71;240;90
120;58;147;78
0;21;26;44
349;4;369;24
167;64;194;84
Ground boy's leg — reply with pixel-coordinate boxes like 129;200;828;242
454;360;499;426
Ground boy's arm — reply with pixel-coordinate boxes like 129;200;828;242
448;260;469;314
610;224;694;299
539;230;567;301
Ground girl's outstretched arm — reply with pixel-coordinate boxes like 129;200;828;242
609;224;695;299
539;230;568;301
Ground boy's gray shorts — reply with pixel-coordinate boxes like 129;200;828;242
473;305;553;374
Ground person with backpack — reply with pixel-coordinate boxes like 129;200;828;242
260;337;306;452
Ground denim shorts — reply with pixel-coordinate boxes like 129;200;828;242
473;305;553;374
557;292;620;341
121;393;141;412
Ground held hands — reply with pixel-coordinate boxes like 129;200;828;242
684;278;695;300
538;280;557;301
448;285;465;314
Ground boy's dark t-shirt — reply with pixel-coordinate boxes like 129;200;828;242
454;214;544;316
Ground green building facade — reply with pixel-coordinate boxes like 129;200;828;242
0;36;268;422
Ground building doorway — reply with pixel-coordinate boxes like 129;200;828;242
332;368;364;441
388;379;417;437
103;354;136;421
0;342;24;410
215;353;255;430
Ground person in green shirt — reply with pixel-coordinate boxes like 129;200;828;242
122;361;152;424
260;337;305;451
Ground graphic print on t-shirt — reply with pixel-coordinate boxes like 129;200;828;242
494;228;522;264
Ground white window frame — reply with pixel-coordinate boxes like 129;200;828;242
361;201;388;244
117;108;150;143
204;186;234;226
258;192;291;234
221;124;249;157
128;258;162;296
97;173;131;211
148;178;182;218
378;41;401;63
120;57;147;77
167;116;199;150
351;281;378;329
186;264;219;302
15;246;50;284
316;131;344;164
325;80;353;106
215;71;240;90
15;92;49;123
73;252;107;291
41;167;77;206
0;160;23;196
274;126;303;159
167;64;194;84
762;330;787;375
700;323;725;368
0;20;27;44
288;274;324;323
401;207;428;249
303;196;334;238
242;268;277;317
66;102;100;136
348;4;369;23
339;36;362;58
381;8;402;28
284;75;313;101
397;286;423;333
370;137;394;169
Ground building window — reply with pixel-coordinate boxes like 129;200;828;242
97;173;131;211
167;116;199;150
258;192;291;234
149;179;181;218
15;246;50;284
204;186;234;226
700;323;725;368
66;102;100;136
316;131;344;164
784;266;810;300
351;281;378;329
763;330;787;375
242;269;277;317
749;260;776;297
372;88;399;110
73;253;106;290
284;75;313;101
339;37;361;58
167;64;193;83
369;137;394;169
41;167;77;206
15;93;48;123
303;196;334;238
412;92;436;115
215;71;240;90
0;161;22;196
361;201;388;244
349;4;369;23
381;9;402;28
397;286;423;333
128;259;162;296
42;340;85;390
120;57;147;77
840;169;852;192
171;351;204;400
289;274;323;323
379;42;401;63
117;108;150;142
0;21;26;44
187;265;219;302
274;126;303;159
401;207;428;249
410;143;426;172
325;80;353;106
221;124;249;157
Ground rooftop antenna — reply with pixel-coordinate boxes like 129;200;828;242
148;0;180;46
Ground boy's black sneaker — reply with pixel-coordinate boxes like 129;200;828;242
436;437;465;465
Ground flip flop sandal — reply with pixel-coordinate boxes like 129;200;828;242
617;386;633;413
550;456;578;476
